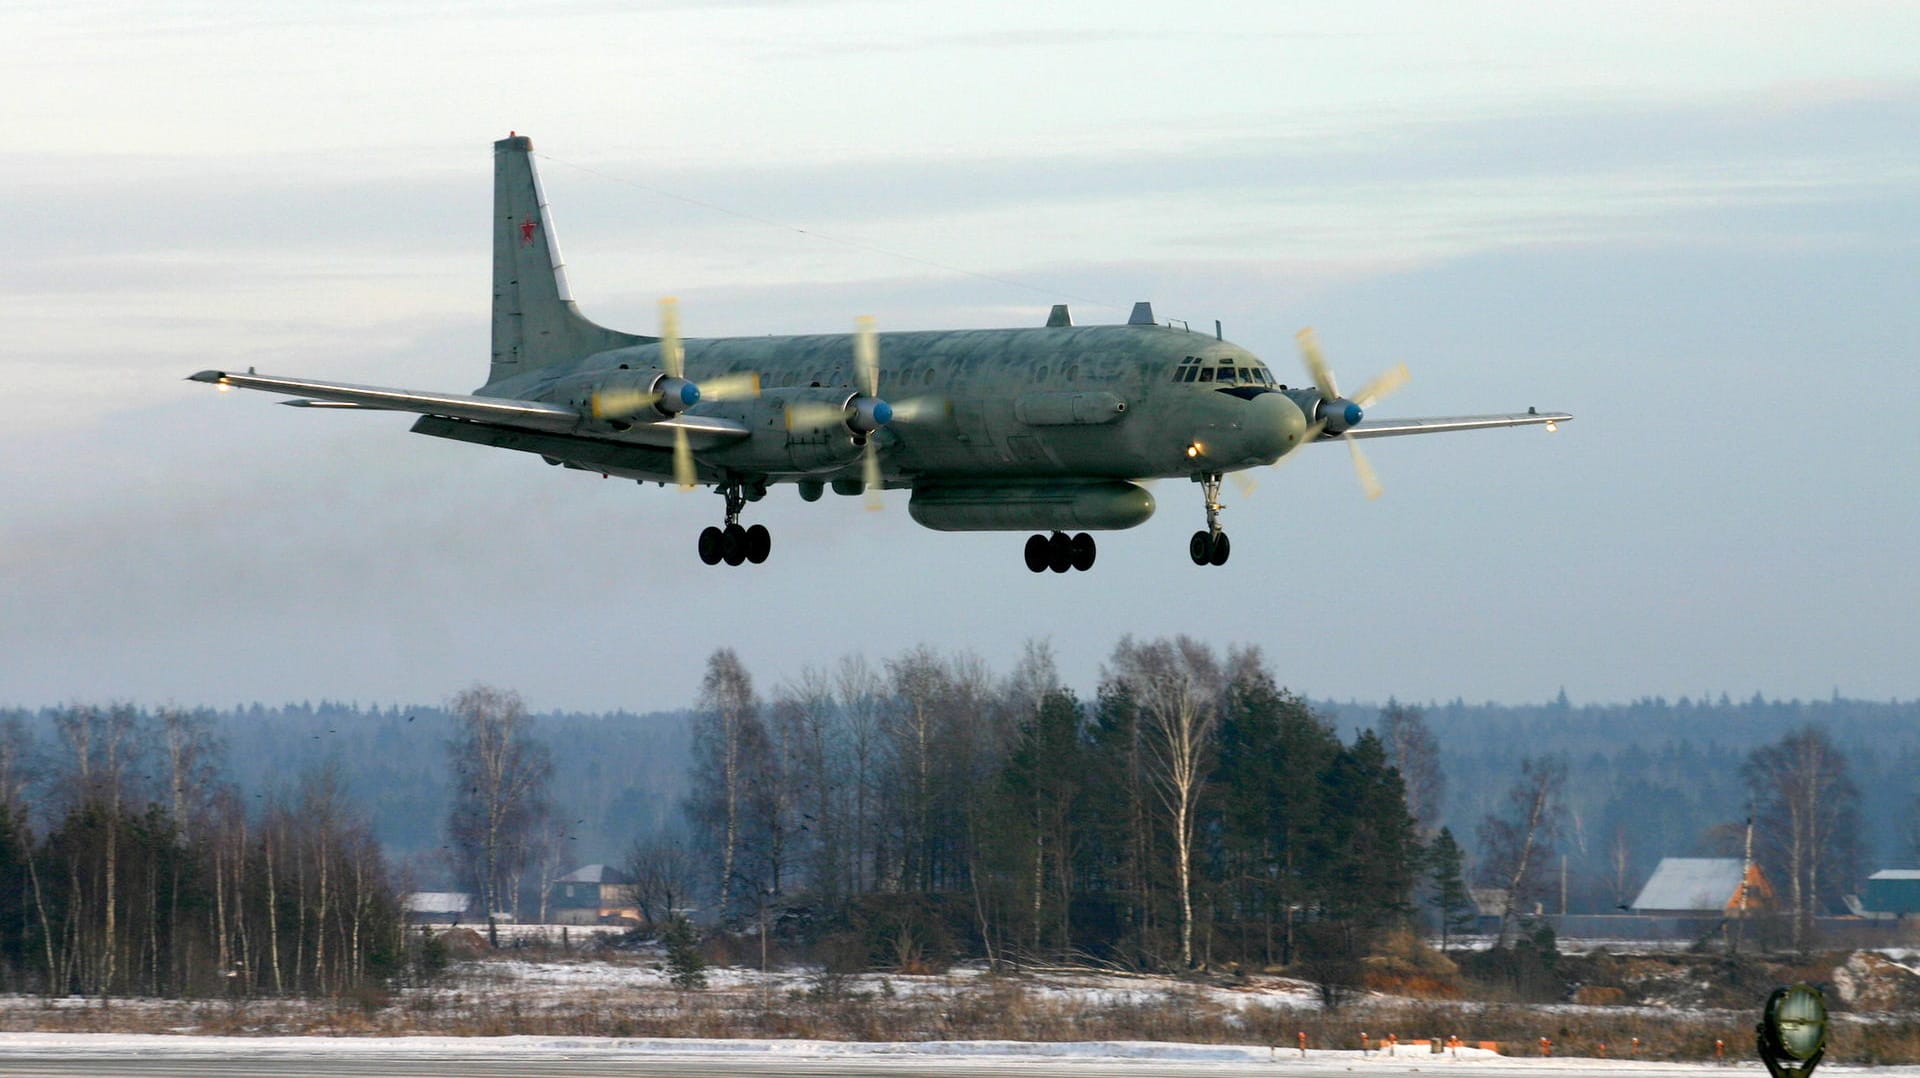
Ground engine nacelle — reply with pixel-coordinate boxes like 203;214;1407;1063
1316;394;1363;433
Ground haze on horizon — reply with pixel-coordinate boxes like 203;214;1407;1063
3;2;1917;713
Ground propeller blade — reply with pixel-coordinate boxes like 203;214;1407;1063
854;315;879;398
784;402;851;430
1295;326;1340;401
590;387;661;419
698;371;762;401
1346;433;1382;500
672;426;695;489
1351;362;1410;408
659;297;684;379
862;440;883;511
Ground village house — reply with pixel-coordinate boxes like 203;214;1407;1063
548;864;641;925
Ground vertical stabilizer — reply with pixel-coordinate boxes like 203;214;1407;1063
489;135;644;384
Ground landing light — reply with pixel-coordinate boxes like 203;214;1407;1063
1185;443;1202;459
1546;420;1558;432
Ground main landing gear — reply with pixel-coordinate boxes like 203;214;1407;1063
698;482;771;566
1024;531;1097;573
1189;472;1231;567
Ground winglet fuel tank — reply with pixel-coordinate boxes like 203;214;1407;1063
908;482;1155;532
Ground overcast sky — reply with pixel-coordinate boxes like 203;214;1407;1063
4;1;1917;712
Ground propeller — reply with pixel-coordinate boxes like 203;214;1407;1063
853;316;885;510
783;316;951;511
588;298;763;489
1294;327;1408;500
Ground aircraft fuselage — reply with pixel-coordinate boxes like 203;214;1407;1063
478;323;1309;490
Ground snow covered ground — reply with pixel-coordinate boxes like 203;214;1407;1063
0;1032;1916;1076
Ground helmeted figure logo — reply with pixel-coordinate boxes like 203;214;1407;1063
1757;983;1829;1078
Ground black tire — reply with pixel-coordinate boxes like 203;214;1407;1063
722;523;748;566
1023;534;1049;573
1047;531;1072;573
1208;531;1232;566
698;526;724;565
1189;531;1211;565
1070;532;1097;571
745;524;772;564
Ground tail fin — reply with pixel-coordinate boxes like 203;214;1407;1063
489;135;644;384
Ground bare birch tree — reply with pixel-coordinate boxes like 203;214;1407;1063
1107;636;1222;969
834;655;884;894
1477;755;1566;947
1742;725;1860;953
445;685;553;945
686;649;765;920
1379;700;1444;836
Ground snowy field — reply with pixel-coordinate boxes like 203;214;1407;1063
1;1033;1918;1078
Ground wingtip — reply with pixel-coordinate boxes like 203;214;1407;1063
187;370;226;384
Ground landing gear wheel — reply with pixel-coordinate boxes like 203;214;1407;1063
698;526;725;566
1023;534;1049;573
1070;532;1097;571
1046;531;1073;573
1189;531;1212;566
745;524;772;564
721;523;748;566
1208;531;1231;566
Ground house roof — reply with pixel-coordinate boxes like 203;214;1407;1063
403;892;473;914
1631;857;1747;911
555;863;632;885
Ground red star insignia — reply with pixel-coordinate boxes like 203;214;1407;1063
519;217;538;245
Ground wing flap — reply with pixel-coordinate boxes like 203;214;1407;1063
189;369;749;447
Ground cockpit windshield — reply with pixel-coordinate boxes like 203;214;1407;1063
1172;355;1273;386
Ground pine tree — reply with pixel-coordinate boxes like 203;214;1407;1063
662;915;707;990
1426;827;1474;950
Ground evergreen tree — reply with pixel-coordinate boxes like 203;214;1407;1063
662;915;708;990
1425;826;1474;950
1209;661;1340;967
1313;730;1418;954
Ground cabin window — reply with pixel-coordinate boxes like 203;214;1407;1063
1064;363;1079;381
923;368;935;385
1035;365;1049;381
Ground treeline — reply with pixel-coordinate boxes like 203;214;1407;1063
8;689;1911;913
655;640;1432;970
1322;693;1920;911
0;707;406;997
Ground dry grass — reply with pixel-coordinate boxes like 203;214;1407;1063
0;952;1913;1064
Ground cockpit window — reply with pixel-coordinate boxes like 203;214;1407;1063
1198;367;1215;382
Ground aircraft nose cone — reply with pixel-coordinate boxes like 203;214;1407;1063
1248;391;1308;462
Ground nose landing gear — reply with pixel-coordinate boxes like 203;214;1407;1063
698;481;771;566
1024;532;1096;573
1189;472;1230;566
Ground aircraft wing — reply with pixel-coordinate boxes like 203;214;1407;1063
1333;410;1572;440
187;369;749;448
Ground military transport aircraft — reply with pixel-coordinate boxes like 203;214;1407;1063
191;135;1571;573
